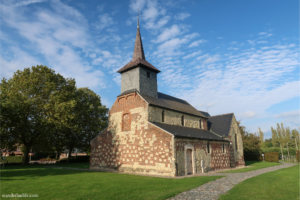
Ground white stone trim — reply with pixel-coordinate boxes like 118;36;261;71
184;143;195;175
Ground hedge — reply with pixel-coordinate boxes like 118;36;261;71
244;153;263;161
1;156;23;163
264;152;279;162
57;156;90;163
261;147;297;156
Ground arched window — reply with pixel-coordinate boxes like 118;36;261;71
207;142;210;153
162;110;165;122
122;113;131;131
235;134;238;150
199;119;202;129
181;115;184;126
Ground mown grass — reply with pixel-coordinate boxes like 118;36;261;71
220;161;282;173
219;164;299;200
1;164;223;200
49;162;90;169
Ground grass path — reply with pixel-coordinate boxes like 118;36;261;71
220;161;282;173
219;164;299;200
1;165;223;200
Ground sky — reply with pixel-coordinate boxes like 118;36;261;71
1;0;299;139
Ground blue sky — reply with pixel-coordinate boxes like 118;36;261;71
1;0;299;139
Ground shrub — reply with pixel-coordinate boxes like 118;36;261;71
244;153;263;161
261;147;297;156
264;152;279;162
1;156;23;164
58;156;90;163
296;150;300;162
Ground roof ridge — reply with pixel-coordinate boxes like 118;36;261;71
209;113;234;118
158;92;189;103
198;110;209;113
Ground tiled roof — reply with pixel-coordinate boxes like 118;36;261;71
117;26;160;74
199;110;211;117
151;122;228;141
208;113;234;137
117;57;160;73
140;92;208;118
118;90;207;118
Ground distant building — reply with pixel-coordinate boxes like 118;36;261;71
90;20;244;176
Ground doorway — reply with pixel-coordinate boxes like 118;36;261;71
186;149;193;175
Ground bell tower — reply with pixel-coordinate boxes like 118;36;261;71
117;13;160;97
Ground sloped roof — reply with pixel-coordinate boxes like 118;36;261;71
208;113;234;137
117;26;160;74
117;57;160;73
118;90;207;118
199;110;210;117
140;92;208;118
151;122;228;141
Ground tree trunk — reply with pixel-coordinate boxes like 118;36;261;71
287;143;290;157
67;146;73;163
295;138;298;150
22;146;31;164
280;144;283;159
55;151;58;160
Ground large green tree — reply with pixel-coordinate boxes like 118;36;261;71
0;65;76;163
237;121;261;153
48;87;108;162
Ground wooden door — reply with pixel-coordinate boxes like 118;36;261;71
186;149;193;174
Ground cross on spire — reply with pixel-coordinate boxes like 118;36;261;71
137;9;141;28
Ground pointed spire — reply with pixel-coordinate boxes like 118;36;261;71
132;10;145;61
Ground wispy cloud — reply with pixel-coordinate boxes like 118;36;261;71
188;39;207;48
175;12;191;20
13;0;47;7
274;110;299;118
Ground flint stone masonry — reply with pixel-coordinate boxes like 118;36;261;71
121;66;158;98
175;138;230;176
90;93;176;176
149;106;207;129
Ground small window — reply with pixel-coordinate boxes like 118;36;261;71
207;142;210;153
162;110;165;122
199;119;202;129
181;115;184;126
222;143;225;153
147;71;150;78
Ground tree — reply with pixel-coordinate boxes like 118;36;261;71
285;127;291;156
237;121;261;153
271;123;287;158
257;127;265;148
0;65;75;164
49;87;108;162
292;129;299;150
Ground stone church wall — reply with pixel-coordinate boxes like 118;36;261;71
148;106;207;130
175;138;230;176
90;92;176;176
228;116;245;166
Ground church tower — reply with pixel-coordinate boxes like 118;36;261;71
117;17;160;98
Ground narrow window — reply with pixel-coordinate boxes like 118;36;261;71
181;115;184;126
122;113;131;131
199;119;202;129
207;142;210;153
147;71;150;78
235;134;238;150
162;110;165;122
222;143;225;153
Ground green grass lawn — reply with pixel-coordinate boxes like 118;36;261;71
220;161;282;173
219;164;299;200
49;162;90;169
1;165;223;200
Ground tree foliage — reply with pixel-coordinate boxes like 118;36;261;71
1;65;108;163
237;121;261;153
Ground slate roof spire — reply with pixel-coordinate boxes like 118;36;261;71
117;11;160;74
132;10;145;61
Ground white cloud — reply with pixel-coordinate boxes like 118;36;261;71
175;12;191;20
188;39;207;48
274;110;300;118
129;0;147;13
95;14;114;30
155;25;181;43
259;32;267;35
238;111;256;119
183;50;202;59
13;0;47;7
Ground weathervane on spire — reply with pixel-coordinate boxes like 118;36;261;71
137;9;141;28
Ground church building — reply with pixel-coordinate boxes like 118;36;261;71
90;20;245;176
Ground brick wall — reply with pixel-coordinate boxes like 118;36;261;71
90;92;176;176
